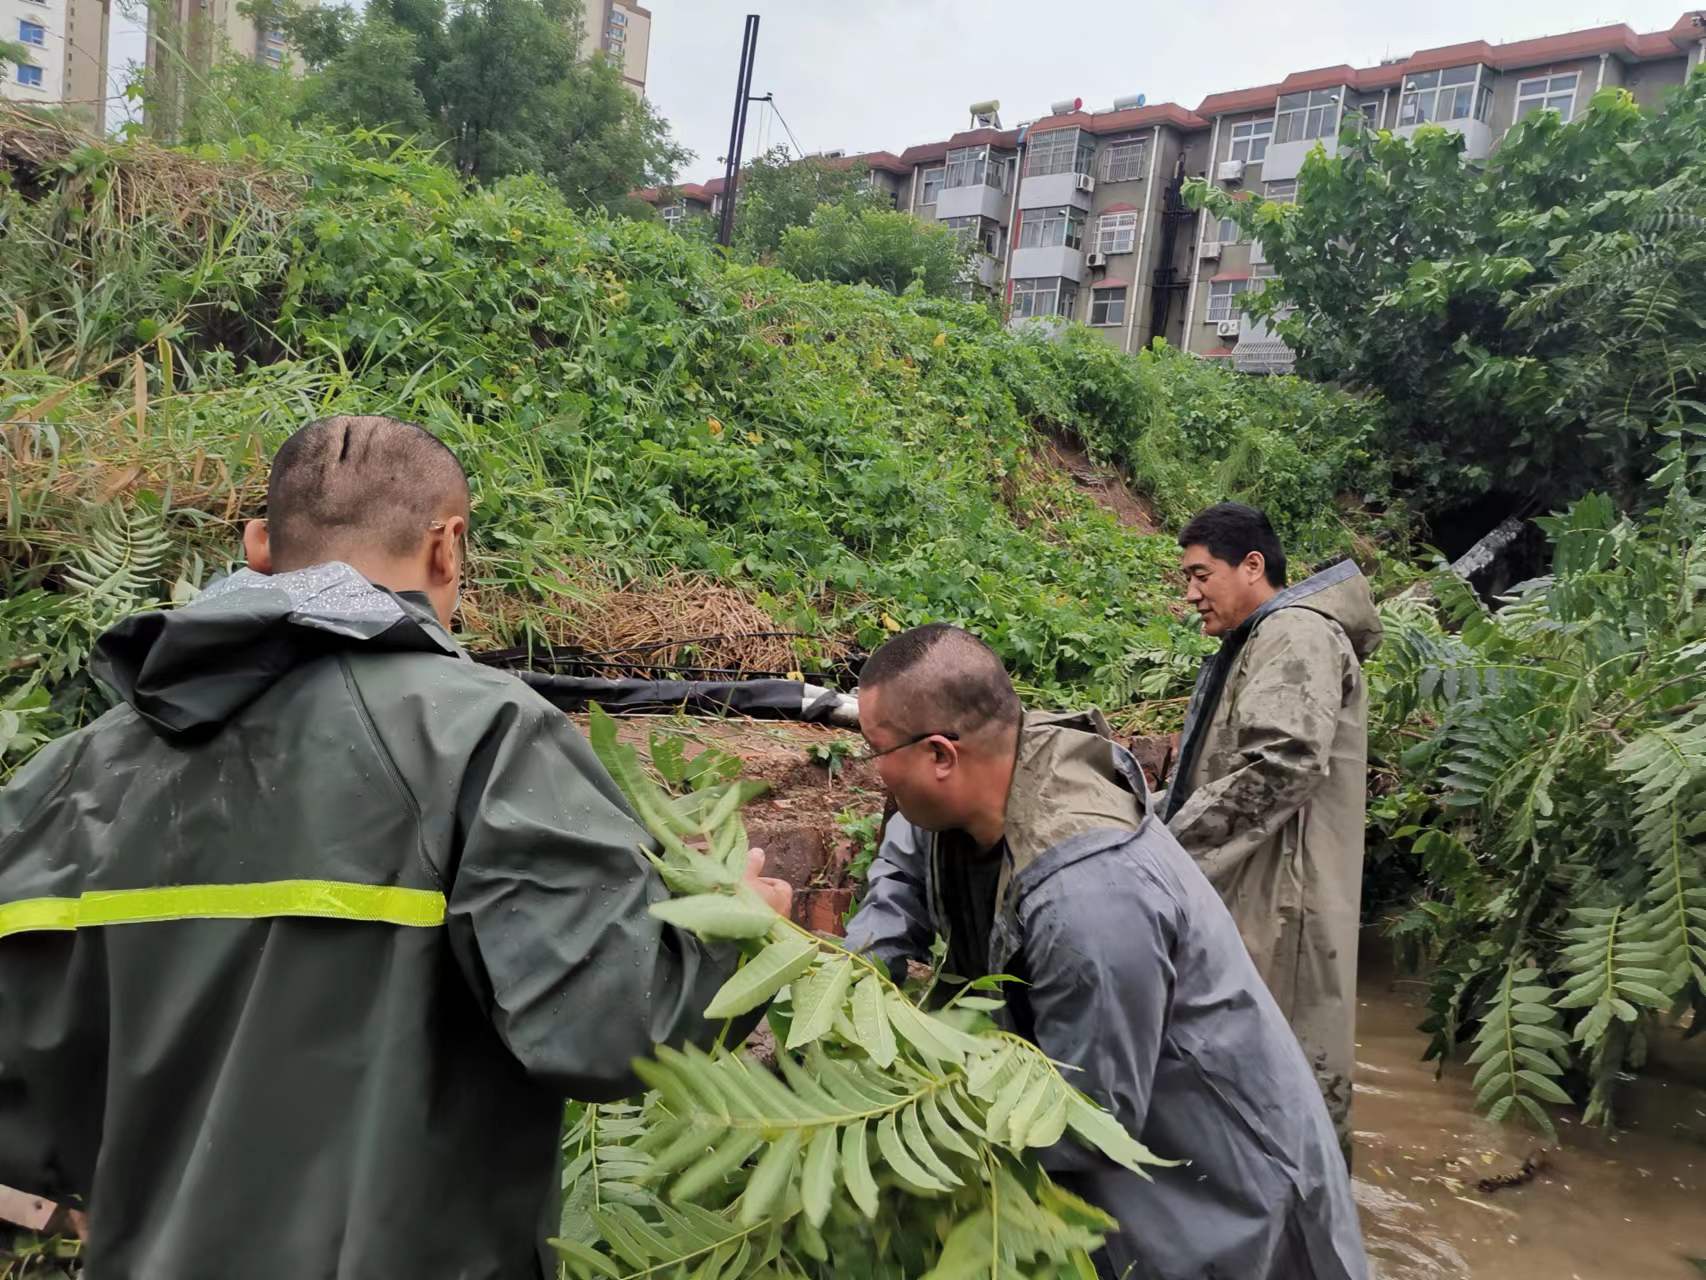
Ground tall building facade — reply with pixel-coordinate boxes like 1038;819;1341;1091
640;13;1706;372
2;0;110;128
579;0;650;96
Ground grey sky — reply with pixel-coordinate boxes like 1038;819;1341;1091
650;1;1693;184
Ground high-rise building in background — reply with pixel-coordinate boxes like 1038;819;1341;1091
580;0;650;97
640;12;1706;373
141;0;295;135
2;0;111;129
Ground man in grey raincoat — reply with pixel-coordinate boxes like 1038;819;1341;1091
1165;503;1384;1151
843;624;1368;1280
0;415;790;1279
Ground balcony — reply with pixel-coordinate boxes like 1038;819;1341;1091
1231;314;1295;375
1393;116;1493;160
968;254;1001;290
1009;245;1084;283
936;181;1009;223
1016;171;1093;210
1261;136;1337;183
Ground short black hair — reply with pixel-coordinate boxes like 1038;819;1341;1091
859;623;1022;737
1178;502;1286;588
266;415;469;568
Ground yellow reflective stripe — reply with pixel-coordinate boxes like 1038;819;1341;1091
0;896;80;940
0;880;445;940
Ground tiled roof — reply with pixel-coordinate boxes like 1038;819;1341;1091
897;127;1022;167
1023;102;1206;136
1100;202;1140;213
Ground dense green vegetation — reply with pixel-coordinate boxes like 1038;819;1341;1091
0;116;1387;776
1190;74;1706;520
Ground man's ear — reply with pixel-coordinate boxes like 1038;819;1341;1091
243;519;274;574
429;514;468;586
929;737;959;778
1243;550;1267;583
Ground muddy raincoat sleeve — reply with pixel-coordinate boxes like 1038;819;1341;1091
1167;613;1343;886
841;816;935;981
1017;852;1175;1172
445;699;740;1100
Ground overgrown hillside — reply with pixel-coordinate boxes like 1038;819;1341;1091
0;114;1394;772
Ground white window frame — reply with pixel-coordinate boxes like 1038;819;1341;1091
945;215;1002;257
1090;286;1127;327
945;145;1006;192
1101;140;1147;183
1018;205;1086;251
18;18;46;44
1398;65;1485;127
607;25;626;42
1094;211;1137;255
1515;72;1580;123
1228;119;1272;164
1264;179;1297;204
1215;215;1242;245
1273;89;1340;144
15;62;44;87
609;8;628;23
661;202;685;228
1206;279;1250;323
1011;277;1077;320
919;166;945;206
1025;128;1094;178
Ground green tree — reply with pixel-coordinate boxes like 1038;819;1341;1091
732;145;887;259
523;54;689;213
777;204;968;297
1187;73;1706;517
307;15;431;136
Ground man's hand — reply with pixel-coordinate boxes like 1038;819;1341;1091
744;847;793;918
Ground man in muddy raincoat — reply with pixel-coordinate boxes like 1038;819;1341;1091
1164;503;1383;1151
0;415;790;1279
844;624;1368;1280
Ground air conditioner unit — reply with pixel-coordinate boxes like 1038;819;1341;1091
1085;251;1108;268
1075;173;1096;193
1216;319;1241;338
1217;159;1246;184
1198;240;1222;260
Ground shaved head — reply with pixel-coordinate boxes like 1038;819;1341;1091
859;624;1021;741
265;415;469;570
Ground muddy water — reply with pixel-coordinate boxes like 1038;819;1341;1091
1353;946;1706;1279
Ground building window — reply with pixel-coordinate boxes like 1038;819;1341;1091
16;62;44;86
1214;215;1242;244
661;202;685;228
609;8;627;23
18;19;45;44
1011;277;1077;320
607;25;626;42
1017;205;1086;250
1274;89;1340;144
920;166;945;206
1206;279;1250;323
1228;118;1272;164
1516;72;1579;123
1090;286;1127;327
1101;140;1147;182
1095;210;1137;254
945;215;1002;257
1251;264;1278;289
1397;65;1488;127
1025;127;1094;178
1264;179;1297;203
944;145;1005;192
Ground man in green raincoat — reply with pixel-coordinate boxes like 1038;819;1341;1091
1164;503;1383;1151
0;415;790;1279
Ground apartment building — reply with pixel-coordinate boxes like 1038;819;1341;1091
639;13;1706;368
1184;13;1706;371
2;0;109;128
580;0;650;97
144;0;297;132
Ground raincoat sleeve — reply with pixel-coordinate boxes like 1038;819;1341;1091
1017;848;1177;1170
1168;611;1346;887
444;697;742;1101
841;816;935;982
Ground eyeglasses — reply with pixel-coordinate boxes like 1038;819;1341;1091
858;730;960;762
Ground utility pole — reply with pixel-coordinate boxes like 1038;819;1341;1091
716;14;761;248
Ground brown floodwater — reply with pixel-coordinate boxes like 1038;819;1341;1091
1352;944;1706;1280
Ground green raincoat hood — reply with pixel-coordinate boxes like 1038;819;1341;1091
92;564;459;742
